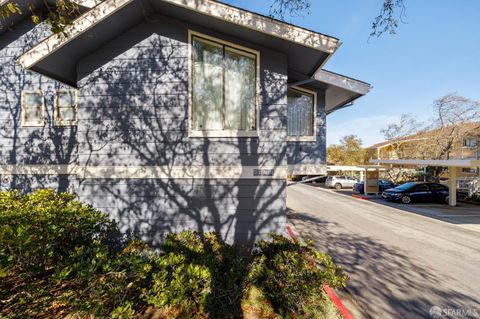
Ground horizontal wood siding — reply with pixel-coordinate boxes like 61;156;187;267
0;12;330;244
74;13;289;244
0;18;77;195
77;178;287;245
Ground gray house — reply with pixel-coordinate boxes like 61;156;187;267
1;0;370;244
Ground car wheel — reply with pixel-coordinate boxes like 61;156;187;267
444;196;449;204
335;183;342;190
401;195;411;204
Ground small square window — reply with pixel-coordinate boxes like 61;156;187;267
55;90;77;126
21;91;44;126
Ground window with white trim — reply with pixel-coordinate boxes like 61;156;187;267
190;33;258;136
55;90;77;125
287;88;315;139
463;137;478;148
21;91;44;126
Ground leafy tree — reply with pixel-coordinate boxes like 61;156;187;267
0;0;79;34
327;135;366;166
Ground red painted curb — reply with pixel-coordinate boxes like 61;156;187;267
352;194;369;200
285;225;355;319
324;284;355;319
286;225;297;239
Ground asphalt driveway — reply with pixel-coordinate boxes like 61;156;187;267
287;184;480;319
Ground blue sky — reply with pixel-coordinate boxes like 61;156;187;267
223;0;480;147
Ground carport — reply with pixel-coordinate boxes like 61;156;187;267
371;159;480;206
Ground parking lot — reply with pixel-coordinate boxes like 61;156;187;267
307;182;480;234
287;183;480;319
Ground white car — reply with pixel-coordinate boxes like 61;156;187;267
325;176;358;190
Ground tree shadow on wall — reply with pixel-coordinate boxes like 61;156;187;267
74;13;288;247
0;18;77;193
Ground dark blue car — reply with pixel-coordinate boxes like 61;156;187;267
353;179;395;194
382;182;450;204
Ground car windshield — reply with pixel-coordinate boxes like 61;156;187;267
395;182;417;190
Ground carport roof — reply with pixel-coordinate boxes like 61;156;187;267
371;159;480;168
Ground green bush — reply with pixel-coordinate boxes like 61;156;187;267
143;231;247;318
0;190;347;319
249;234;347;317
0;189;118;278
0;189;134;318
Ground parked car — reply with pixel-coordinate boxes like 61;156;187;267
326;176;358;189
382;182;450;204
353;179;395;194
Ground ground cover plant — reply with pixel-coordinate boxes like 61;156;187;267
0;189;346;319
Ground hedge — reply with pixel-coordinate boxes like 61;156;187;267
0;189;347;319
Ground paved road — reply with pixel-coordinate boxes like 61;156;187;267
287;184;480;319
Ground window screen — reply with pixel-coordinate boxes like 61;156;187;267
191;35;257;132
287;88;314;137
55;90;77;125
22;91;44;126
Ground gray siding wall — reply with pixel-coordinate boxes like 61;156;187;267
0;18;77;192
75;14;289;245
0;13;327;245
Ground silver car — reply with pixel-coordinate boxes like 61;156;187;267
325;175;358;190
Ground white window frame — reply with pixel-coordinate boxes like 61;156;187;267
188;30;260;138
463;137;478;148
287;86;317;142
21;90;45;127
54;89;78;126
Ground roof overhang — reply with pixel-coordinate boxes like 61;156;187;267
291;69;371;114
371;159;480;168
18;0;340;86
327;165;387;172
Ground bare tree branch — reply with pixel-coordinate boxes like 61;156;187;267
370;0;407;38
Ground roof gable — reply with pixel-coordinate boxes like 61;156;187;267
18;0;341;85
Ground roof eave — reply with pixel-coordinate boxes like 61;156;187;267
18;0;340;71
315;69;372;95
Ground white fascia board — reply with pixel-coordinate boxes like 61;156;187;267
315;70;371;95
162;0;339;53
370;159;480;168
18;0;339;69
73;0;103;8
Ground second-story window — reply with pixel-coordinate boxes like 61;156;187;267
463;137;478;148
287;88;316;140
55;90;77;126
190;32;258;137
21;91;44;126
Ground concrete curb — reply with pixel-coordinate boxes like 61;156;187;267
285;224;355;319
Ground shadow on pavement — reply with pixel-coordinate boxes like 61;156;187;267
308;184;480;227
288;210;480;319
